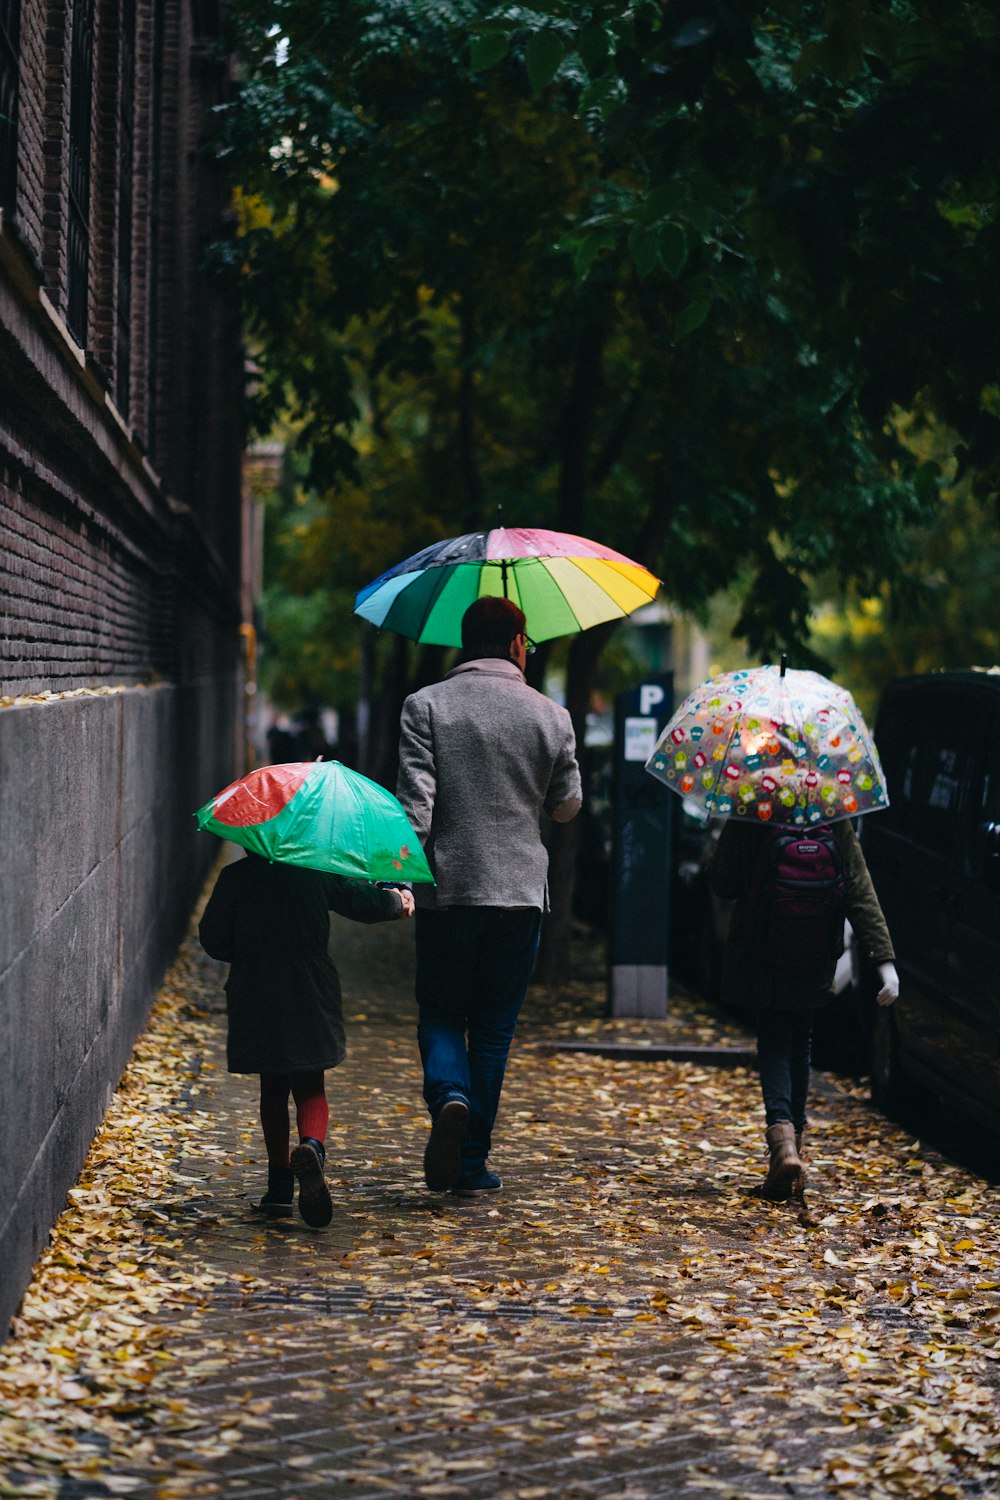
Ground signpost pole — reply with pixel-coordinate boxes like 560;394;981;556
608;674;674;1018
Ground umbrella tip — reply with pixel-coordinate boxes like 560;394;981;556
780;652;788;678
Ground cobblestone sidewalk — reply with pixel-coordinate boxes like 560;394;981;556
2;895;999;1500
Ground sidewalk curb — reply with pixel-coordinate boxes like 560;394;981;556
530;1040;758;1066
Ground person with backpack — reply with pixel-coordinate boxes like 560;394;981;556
709;817;898;1201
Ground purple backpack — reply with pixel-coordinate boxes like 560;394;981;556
743;825;847;967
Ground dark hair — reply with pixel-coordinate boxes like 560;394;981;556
460;596;526;661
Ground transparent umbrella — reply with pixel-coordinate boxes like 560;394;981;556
644;661;888;827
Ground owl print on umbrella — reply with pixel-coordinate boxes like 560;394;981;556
645;660;889;827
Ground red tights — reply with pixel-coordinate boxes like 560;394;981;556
259;1071;329;1166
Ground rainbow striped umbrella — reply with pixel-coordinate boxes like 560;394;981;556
354;527;660;647
195;760;434;883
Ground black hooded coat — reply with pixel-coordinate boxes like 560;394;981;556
199;854;403;1073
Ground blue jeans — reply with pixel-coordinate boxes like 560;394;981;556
415;907;541;1174
756;1010;813;1132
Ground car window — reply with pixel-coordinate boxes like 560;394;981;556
977;710;1000;820
969;707;1000;889
877;690;976;856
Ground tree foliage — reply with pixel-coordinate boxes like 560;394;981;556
468;0;1000;505
217;0;1000;975
810;418;1000;720
213;0;998;666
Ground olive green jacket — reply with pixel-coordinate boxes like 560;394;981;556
708;819;895;1012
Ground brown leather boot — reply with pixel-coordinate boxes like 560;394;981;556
763;1122;802;1202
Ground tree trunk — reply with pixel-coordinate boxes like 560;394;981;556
367;632;412;790
535;619;618;986
458;304;483;529
556;322;603;527
356;624;376;776
534;321;608;986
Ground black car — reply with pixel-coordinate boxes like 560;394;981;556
859;669;1000;1132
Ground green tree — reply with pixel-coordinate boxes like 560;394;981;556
217;0;997;976
469;0;1000;506
219;1;939;658
810;437;1000;722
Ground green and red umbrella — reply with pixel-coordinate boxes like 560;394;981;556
354;526;660;647
195;760;434;883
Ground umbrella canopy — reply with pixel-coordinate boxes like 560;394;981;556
644;664;888;826
354;526;660;646
195;760;435;883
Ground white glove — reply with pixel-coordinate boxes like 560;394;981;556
875;961;899;1007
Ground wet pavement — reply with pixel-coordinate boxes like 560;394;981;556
2;879;999;1499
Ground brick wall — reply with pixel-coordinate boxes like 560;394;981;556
0;0;245;1334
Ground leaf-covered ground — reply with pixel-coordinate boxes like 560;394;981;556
1;884;998;1499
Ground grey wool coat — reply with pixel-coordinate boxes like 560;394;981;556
198;853;404;1073
396;657;582;910
709;817;895;1013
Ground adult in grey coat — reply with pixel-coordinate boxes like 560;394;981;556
396;596;582;1196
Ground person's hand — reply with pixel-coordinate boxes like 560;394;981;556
398;889;415;919
875;961;899;1007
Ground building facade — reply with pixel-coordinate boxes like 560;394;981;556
0;0;245;1332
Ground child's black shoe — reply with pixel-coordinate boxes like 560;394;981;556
290;1137;333;1228
255;1165;294;1218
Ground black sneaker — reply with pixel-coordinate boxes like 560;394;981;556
255;1188;295;1217
254;1166;294;1217
423;1098;469;1191
452;1166;502;1196
290;1137;333;1227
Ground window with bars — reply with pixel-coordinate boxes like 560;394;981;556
115;2;135;414
146;0;165;458
67;0;95;346
0;0;19;213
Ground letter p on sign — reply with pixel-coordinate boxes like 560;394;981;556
639;684;666;716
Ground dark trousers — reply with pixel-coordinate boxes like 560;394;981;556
415;906;541;1173
756;1009;813;1132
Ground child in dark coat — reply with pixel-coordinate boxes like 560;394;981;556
199;852;414;1226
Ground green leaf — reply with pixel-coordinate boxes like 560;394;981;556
861;14;895;62
791;39;825;83
577;22;611;71
579;77;619;118
526;29;564;94
914;460;941;505
690;175;731;215
470;32;510;72
642;183;687;222
572;228;617;276
628;225;659;279
658;223;688;278
676;291;712;337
